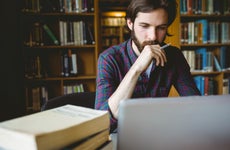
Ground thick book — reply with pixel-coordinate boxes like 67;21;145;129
0;105;109;150
62;129;109;150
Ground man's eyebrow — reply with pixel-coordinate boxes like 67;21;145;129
138;22;168;27
138;22;150;25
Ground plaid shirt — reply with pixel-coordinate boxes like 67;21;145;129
95;39;200;131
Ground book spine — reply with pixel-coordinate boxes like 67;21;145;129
43;24;59;45
59;0;65;12
68;49;73;75
87;23;95;44
71;53;78;75
220;46;226;69
63;53;69;77
223;78;229;94
196;48;207;71
59;21;64;46
193;76;203;95
213;55;221;71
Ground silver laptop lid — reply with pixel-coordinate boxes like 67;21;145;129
117;95;230;150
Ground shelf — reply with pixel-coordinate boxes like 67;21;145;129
191;71;222;76
178;0;230;96
181;14;230;19
181;43;230;48
25;75;96;81
24;45;96;49
22;12;96;16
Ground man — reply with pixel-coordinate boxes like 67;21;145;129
95;0;201;132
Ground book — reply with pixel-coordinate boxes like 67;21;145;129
220;46;227;70
223;78;229;95
196;19;208;44
71;53;78;75
86;23;95;44
196;48;207;71
68;49;73;75
0;105;109;150
205;51;213;72
63;52;70;77
193;75;205;95
213;55;221;71
42;24;59;45
62;129;109;150
32;87;41;111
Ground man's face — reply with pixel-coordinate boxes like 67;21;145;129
127;8;168;52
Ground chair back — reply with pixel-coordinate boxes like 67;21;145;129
41;92;95;111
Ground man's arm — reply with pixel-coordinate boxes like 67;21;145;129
172;49;201;96
108;44;167;118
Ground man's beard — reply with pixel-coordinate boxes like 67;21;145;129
131;29;160;52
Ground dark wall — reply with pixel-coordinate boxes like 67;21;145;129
0;1;25;121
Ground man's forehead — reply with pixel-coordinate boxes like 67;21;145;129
135;9;168;24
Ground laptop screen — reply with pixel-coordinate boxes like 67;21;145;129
117;95;230;150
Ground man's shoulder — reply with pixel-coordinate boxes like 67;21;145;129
165;45;182;55
100;40;130;58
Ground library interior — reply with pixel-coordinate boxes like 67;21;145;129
0;0;230;149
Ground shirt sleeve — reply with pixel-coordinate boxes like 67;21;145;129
173;49;201;96
94;52;118;131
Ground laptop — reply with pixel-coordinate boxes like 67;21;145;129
117;95;230;150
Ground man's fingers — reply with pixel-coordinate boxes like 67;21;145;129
152;48;167;66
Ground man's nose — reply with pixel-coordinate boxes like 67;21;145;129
147;27;157;41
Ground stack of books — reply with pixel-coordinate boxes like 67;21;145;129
0;105;110;150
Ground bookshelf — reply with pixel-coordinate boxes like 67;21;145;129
99;0;129;52
21;0;100;113
100;11;129;50
179;0;230;95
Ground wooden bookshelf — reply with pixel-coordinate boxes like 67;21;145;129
21;0;100;113
178;0;230;95
167;0;230;96
100;11;129;51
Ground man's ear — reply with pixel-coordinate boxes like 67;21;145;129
126;18;133;31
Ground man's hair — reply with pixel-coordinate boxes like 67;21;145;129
126;0;177;26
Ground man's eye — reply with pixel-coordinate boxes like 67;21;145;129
157;26;167;30
140;24;149;28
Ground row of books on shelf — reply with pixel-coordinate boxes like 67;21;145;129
193;76;230;95
25;56;43;79
193;76;217;95
61;49;78;77
25;49;78;79
64;83;85;95
102;27;121;36
180;0;230;15
180;20;230;44
102;37;120;47
25;86;49;112
25;21;95;47
59;20;95;46
0;104;110;150
101;17;126;26
22;0;94;13
182;46;229;72
25;83;85;112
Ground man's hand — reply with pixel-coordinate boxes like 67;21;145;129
133;44;167;73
